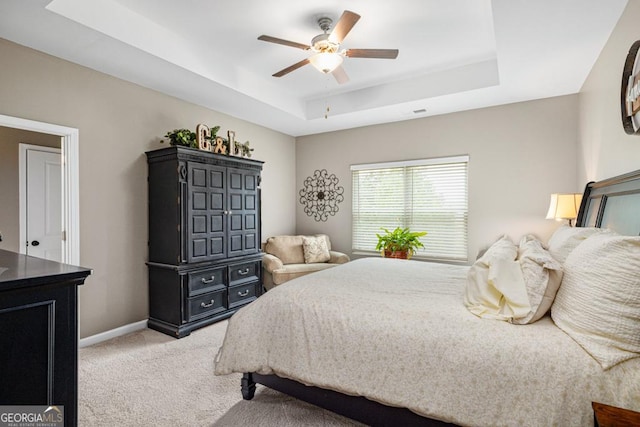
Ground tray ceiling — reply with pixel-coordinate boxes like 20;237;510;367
0;0;628;136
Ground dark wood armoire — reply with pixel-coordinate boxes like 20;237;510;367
145;146;263;338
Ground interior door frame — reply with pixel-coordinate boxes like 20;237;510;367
0;114;80;265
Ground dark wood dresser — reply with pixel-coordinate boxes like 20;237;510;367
146;146;264;338
0;250;91;427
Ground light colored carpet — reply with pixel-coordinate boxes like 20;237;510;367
78;320;362;426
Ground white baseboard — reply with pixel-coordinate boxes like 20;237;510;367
79;319;148;348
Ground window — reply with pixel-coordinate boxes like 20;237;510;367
351;155;469;262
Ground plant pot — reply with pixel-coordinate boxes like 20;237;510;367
382;249;410;259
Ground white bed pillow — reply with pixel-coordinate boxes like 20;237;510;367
465;235;527;320
477;235;517;264
511;235;563;325
551;232;640;369
546;225;604;264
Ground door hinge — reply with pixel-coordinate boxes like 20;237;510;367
62;230;67;241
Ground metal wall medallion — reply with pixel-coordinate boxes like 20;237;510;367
299;169;344;222
621;40;640;135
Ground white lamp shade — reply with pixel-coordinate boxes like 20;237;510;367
309;52;343;74
546;193;582;220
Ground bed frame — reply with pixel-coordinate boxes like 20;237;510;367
241;168;640;426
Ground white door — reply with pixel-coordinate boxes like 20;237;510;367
25;148;62;261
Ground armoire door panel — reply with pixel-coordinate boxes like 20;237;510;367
210;169;224;188
211;193;224;210
230;214;242;231
245;214;256;230
210;237;224;256
211;214;224;233
229;235;243;253
230;193;243;210
193;192;207;210
187;162;228;262
191;168;207;186
192;216;207;233
229;171;243;189
244;174;256;190
245;194;256;210
244;233;257;250
192;239;207;258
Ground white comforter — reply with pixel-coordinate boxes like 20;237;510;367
214;257;640;426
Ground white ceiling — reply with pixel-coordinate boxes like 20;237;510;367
0;0;628;136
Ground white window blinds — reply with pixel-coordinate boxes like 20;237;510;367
351;155;469;262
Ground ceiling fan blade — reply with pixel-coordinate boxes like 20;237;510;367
273;58;310;77
332;65;349;84
258;35;310;51
346;48;399;59
328;10;361;44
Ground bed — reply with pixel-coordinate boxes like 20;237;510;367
214;169;640;426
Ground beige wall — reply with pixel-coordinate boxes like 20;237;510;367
0;127;60;252
296;95;579;262
1;0;638;338
0;38;296;338
578;0;640;183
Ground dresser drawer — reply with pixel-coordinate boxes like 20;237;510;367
228;282;258;309
186;289;227;322
187;266;226;296
229;260;260;286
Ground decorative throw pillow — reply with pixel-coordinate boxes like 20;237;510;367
313;234;332;251
511;235;563;325
302;236;330;264
546;225;604;264
551;232;640;369
464;235;525;320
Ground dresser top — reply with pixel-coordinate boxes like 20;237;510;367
0;250;92;292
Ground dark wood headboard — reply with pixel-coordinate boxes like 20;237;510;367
576;169;640;235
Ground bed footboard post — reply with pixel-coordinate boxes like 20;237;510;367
241;373;256;400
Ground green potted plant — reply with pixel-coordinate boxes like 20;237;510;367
375;227;427;259
162;128;197;148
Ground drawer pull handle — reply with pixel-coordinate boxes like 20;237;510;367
238;268;250;275
237;290;250;297
201;275;215;284
200;299;215;308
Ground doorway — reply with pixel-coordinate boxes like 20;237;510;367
0;114;80;265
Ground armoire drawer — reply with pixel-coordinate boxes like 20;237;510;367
187;266;226;296
228;282;258;309
186;289;227;321
229;260;260;286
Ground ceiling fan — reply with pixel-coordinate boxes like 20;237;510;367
258;10;399;84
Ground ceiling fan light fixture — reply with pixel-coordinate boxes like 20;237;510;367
309;52;343;74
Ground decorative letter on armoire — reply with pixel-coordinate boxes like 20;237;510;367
146;146;263;338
